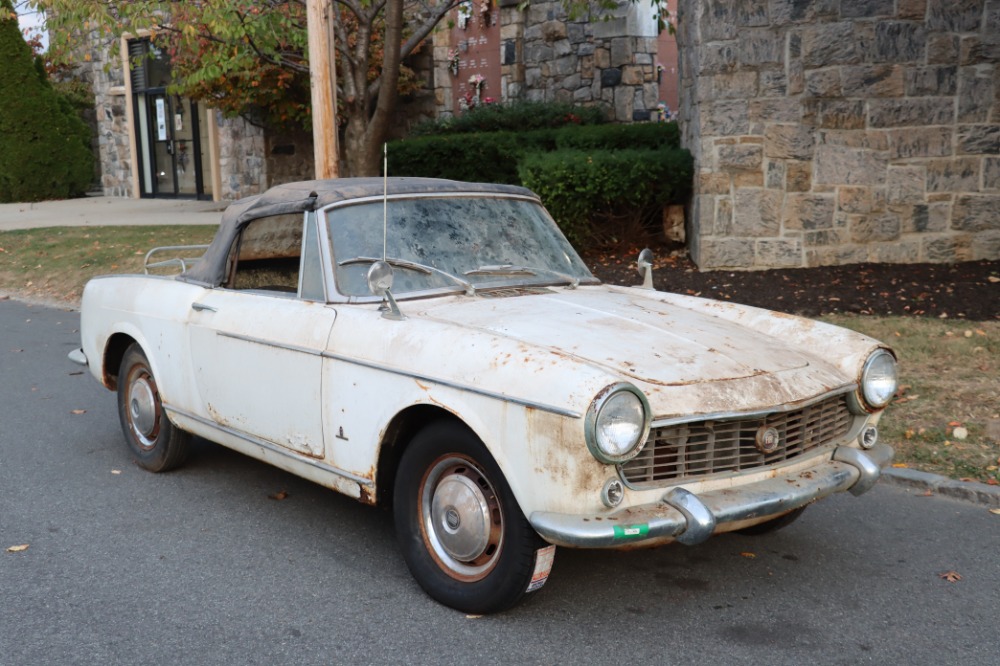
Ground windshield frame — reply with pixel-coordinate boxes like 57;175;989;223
319;192;600;303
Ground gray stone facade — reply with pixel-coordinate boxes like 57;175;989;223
678;0;1000;268
433;1;661;121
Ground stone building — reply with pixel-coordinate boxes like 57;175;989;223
79;34;311;202
80;4;678;202
429;0;669;121
678;0;999;268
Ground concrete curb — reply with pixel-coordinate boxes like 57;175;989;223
881;468;1000;509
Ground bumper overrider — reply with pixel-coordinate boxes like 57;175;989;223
530;444;893;548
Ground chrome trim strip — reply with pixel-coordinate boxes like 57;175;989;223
649;385;858;428
321;351;583;419
165;406;374;487
215;332;582;418
217;331;324;356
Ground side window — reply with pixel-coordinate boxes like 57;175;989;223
299;211;326;301
227;213;303;293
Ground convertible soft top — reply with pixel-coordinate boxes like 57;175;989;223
179;177;536;288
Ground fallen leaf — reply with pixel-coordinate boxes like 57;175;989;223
892;463;909;468
268;490;289;501
465;614;483;619
989;509;1000;515
111;469;122;475
6;544;29;553
921;490;934;497
70;409;86;415
948;420;962;427
740;552;756;559
938;571;962;583
988;276;1000;283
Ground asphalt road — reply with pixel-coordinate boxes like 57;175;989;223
2;299;998;665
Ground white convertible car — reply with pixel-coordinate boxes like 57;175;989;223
72;178;897;613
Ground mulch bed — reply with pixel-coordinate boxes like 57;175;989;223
581;244;1000;321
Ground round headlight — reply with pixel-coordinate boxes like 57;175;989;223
860;349;897;409
586;384;651;464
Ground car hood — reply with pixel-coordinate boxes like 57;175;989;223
415;286;816;387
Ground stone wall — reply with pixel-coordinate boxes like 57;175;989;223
433;2;661;121
678;0;1000;269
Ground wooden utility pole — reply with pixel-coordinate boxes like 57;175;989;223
307;0;339;178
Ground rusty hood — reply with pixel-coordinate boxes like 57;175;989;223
414;286;822;388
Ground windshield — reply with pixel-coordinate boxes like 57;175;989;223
327;195;596;297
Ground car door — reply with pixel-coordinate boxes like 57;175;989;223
187;211;336;458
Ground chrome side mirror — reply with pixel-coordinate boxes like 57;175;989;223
636;248;655;290
367;261;405;320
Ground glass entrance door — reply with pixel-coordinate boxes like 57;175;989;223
137;93;206;198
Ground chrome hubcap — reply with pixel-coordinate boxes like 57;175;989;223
420;456;503;581
129;375;157;446
432;473;491;562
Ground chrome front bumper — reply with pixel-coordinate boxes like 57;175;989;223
529;444;893;549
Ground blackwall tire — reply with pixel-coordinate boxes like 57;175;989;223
117;344;191;473
394;420;548;614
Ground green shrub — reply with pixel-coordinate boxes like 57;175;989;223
554;121;681;151
389;130;558;184
518;148;693;246
0;0;94;203
410;100;607;136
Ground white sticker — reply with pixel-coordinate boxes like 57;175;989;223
525;545;556;593
155;98;167;140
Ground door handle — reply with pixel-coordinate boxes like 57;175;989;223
191;302;217;313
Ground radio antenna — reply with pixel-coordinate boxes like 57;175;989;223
382;143;388;261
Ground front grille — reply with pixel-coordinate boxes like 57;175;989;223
621;393;854;487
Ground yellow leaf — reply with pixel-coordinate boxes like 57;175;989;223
892;463;909;468
740;552;756;559
6;544;29;553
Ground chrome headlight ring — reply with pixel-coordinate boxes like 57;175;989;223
858;348;898;411
585;383;652;465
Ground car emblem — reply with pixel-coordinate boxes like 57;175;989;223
755;426;781;454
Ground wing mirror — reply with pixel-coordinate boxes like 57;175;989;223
636;248;655;290
367;261;405;320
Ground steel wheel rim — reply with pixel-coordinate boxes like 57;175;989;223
127;366;160;450
419;455;504;581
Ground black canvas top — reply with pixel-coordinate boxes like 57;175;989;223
179;177;536;287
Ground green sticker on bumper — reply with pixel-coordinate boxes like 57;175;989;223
613;524;650;539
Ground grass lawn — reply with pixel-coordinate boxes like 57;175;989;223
2;225;997;484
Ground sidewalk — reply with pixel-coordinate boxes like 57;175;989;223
0;194;226;231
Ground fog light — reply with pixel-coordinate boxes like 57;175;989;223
602;479;624;508
859;425;878;449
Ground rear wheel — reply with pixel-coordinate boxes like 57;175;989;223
394;420;550;614
117;344;191;472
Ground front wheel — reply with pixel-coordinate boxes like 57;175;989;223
117;343;191;472
394;420;551;614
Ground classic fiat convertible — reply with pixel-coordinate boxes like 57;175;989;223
72;178;897;613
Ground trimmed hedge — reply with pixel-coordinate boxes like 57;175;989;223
389;129;558;184
518;148;693;245
0;0;94;202
554;122;681;151
410;100;607;136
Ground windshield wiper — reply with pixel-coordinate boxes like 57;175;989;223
464;264;580;289
339;256;475;296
